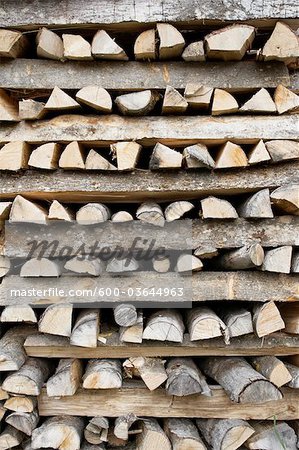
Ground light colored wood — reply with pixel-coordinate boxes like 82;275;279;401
39;304;73;337
215;141;248;168
85;149;116;170
274;84;299;114
157;23;185;59
115;90;159;115
28;143;60;170
91;30;128;60
176;254;203;272
48;200;75;221
212;89;239;115
162;86;188;114
0;29;28;58
5;410;39;436
245;421;297;449
0;388;9;400
0;89;19;121
165;201;194;221
70;309;100;348
106;256;139;273
143;310;184;343
36;28;64;60
184;84;213;109
240;88;276;113
220;308;253;338
76;86;112;112
253;301;285;338
62;34;92;60
205;24;255;60
134;29;156;60
0;256;10;277
76;203;110;224
0;425;24;450
114;304;137;327
20;258;62;277
270;184;299;215
120;312;143;343
0;305;37;323
196;418;254;450
239;189;273;218
83;359;122;389
137;418;171;450
4;396;37;413
31;416;84;450
0;141;29;171
187;307;228;343
152;256;171;272
110;141;141;170
265;140;299;162
250;356;292;387
164;418;206;450
0;326;32;371
45;86;80;111
182;41;205;62
136;201;165;226
84;416;109;445
262;246;292;273
194;245;218;259
123;356;167;390
2;357;50;395
0;201;11;219
285;363;299;388
183;144;215;169
201;196;238;219
217;244;264;270
166;358;211;397
19;99;45;120
261;21;299;64
150;143;182;169
47;358;82;397
280;303;299;334
59;141;85;169
248;140;271;165
64;256;103;275
114;413;137;441
111;211;133;222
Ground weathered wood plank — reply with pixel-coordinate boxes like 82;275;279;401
1;272;298;305
0;163;298;202
0;115;298;145
24;332;299;358
38;384;299;419
0;60;290;91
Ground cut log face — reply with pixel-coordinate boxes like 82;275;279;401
250;356;292;387
0;256;10;277
111;211;133;222
183;144;215;169
201;197;238;219
85;149;116;170
65;256;103;276
245;421;297;450
143;310;185;343
0;201;12;219
5;410;39;436
274;84;299;114
0;326;32;371
184;84;213;109
215;141;248;168
187;307;229;343
20;258;62;277
220;307;253;338
165;201;194;221
70;309;100;348
248;140;271;165
166;358;211;397
196;418;254;450
0;88;19;121
76;203;110;224
0;29;28;58
83;359;122;389
114;304;138;327
4;396;36;414
47;358;83;397
110;141;142;170
28;143;61;170
136;202;165;227
194;245;218;259
164;418;206;450
0;305;37;323
152;256;171;272
84;416;109;445
45;87;80;111
205;24;255;60
182;41;205;62
62;34;92;60
261;21;299;64
212;89;239;115
253;301;285;338
31;416;84;450
150;143;182;169
217;244;264;270
176;254;203;272
270;184;299;215
91;30;128;60
2;357;50;395
48;200;75;221
200;356;282;403
0;425;25;450
114;413;137;441
19;99;45;120
162;86;188;114
10;194;47;224
136;419;171;450
285;362;299;388
240;88;277;113
262;246;292;274
119;311;143;343
265;140;299;162
134;29;156;60
76;86;112;112
123;356;167;390
238;189;274;218
0;141;30;171
39;304;73;337
106;256;139;273
280;303;299;334
36;27;64;60
157;23;185;59
115;90;159;115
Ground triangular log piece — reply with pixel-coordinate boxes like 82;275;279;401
265;140;299;162
91;30;128;60
31;416;84;450
205;24;255;60
238;189;273;218
4;396;37;413
62;34;92;60
182;41;205;61
136;419;171;450
110;141;142;170
44;86;80;111
280;303;299;334
176;254;203;272
83;359;122;389
248;140;271;165
164;418;206;450
253;301;285;337
28;143;61;170
187;306;228;343
183;143;215;169
261;246;292;273
270;184;299;215
250;356;292;387
114;414;138;443
0;89;19;121
136;201;165;227
48;200;75;221
119;312;143;343
0;201;12;219
5;410;39;436
143;310;184;343
0;141;30;171
0;256;10;277
157;23;185;59
149;143;182;169
166;358;211;397
0;29;29;58
184;84;213;109
111;211;133;222
2;358;50;395
64;256;103;276
76;203;111;224
219;307;253;338
38;304;73;337
245;421;297;450
70;309;100;348
85;150;117;170
201;197;238;219
260;21;299;64
36;27;64;60
274;84;299;114
197;419;254;450
0;326;33;371
0;425;24;450
165;201;194;221
76;86;112;112
46;358;83;397
215;141;248;168
240;89;276;113
285;362;299;388
123;356;167;391
211;89;239;115
9;195;48;224
134;29;156;60
20;258;62;277
106;257;139;273
115;90;159;115
216;244;264;269
19;99;45;120
0;305;37;323
113;304;138;327
162;86;188;114
194;245;218;259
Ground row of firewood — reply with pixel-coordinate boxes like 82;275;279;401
0;21;297;64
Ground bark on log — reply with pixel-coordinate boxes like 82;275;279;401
114;304;138;327
270;184;299;215
149;143;182;170
245;421;297;449
39;304;73;337
162;86;188;114
0;326;33;371
196;418;254;450
285;363;299;389
2;358;50;395
187;307;229;343
46;358;83;397
5;410;39;436
279;303;299;334
119;311;143;344
70;309;100;348
166;358;211;397
265;140;299;163
31;416;84;450
115;90;159;115
182;41;205;62
123;356;167;391
219;307;253;338
136;419;171;450
164;418;206;450
216;244;264;270
0;305;37;323
250;356;292;387
238;189;273;218
0;29;28;58
261;246;292;273
143;310;184;343
36;28;64;60
4;396;37;413
0;425;24;450
182;144;215;169
83;359;122;389
0;89;19;121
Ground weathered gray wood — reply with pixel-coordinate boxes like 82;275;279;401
196;418;254;450
166;358;211;397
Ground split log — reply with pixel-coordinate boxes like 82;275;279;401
85;150;116;170
39;304;73;337
59;141;85;169
165;201;194;221
157;23;185;59
253;301;285;337
149;143;182;169
76;86;112;112
0;425;24;449
0;89;19;121
200;357;282;403
270;184;299;215
219;307;253;338
46;358;82;397
111;211;133;222
0;326;32;371
91;30;128;60
240;89;276;113
182;41;205;61
36;28;64;60
166;358;211;397
0;305;37;323
115;90;159;115
28;143;60;170
280;303;299;334
262;246;292;273
250;356;292;387
48;200;75;221
136;419;171;450
143;310;184;343
176;254;203;272
211;89;239;115
114;413;137;441
245;421;297;450
274;84;299;114
248;140;271;165
62;34;92;60
31;416;84;450
164;418;206;450
239;189;273;218
136;202;165;227
65;256;103;275
44;86;80;111
0;256;10;277
162;86;188;114
20;258;62;277
114;304;137;327
215;141;248;168
194;245;218;259
217;244;264;269
0;201;12;219
196;418;254;450
2;358;50;395
5;410;39;436
200;197;238;219
205;24;255;61
70;310;99;348
0;388;9;400
0;141;29;171
265;139;299;162
110;141;142;170
84;416;109;445
83;359;122;389
123;357;167;390
152;256;171;273
76;203;110;224
106;257;139;273
134;29;156;60
187;307;228;343
285;362;299;389
119;312;143;343
260;21;299;64
0;29;28;58
4;396;37;413
183;143;215;169
184;84;213;109
19;99;45;120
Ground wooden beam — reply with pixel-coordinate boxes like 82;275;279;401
24;332;299;359
1;272;298;305
0;60;290;91
0;163;298;202
37;384;299;419
0;115;297;144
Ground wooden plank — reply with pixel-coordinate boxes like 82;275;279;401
0;60;290;91
38;384;299;419
24;332;299;358
5;217;299;259
1;272;298;305
0;163;298;203
0;115;298;145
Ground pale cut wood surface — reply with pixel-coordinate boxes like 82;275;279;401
37;384;299;419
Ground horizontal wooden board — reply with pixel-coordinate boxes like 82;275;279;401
38;384;299;419
25;332;299;358
0;60;290;91
0;115;298;145
1;272;298;305
0;163;298;203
